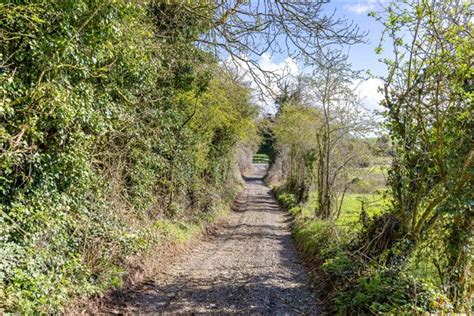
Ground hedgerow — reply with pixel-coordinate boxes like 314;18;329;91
282;192;450;315
269;0;472;313
0;1;257;312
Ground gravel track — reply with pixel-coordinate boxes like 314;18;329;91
109;165;319;315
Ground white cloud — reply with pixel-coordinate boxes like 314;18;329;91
354;78;384;113
344;0;376;15
226;53;299;113
258;53;299;78
227;54;384;116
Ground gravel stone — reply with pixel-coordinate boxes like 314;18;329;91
110;165;320;315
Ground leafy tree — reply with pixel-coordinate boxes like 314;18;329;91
374;0;472;308
273;103;320;202
272;58;373;215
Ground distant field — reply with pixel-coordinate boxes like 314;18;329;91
340;159;390;229
296;156;391;234
252;154;270;164
347;164;389;194
336;193;389;228
301;191;389;230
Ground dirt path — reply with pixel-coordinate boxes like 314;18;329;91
108;165;319;314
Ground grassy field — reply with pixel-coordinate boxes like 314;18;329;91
338;160;390;229
252;153;270;164
347;164;388;194
285;159;391;234
292;192;389;234
336;193;389;228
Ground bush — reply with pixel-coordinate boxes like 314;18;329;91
0;1;257;312
335;269;449;315
277;192;297;210
284;193;445;315
321;250;354;278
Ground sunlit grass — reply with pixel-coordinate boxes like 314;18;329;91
252;153;269;163
298;191;389;232
349;165;388;176
336;193;389;231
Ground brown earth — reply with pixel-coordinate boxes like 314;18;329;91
104;165;320;315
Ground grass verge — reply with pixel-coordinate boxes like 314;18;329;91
276;190;451;315
70;200;233;313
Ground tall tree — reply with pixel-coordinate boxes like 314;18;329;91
379;0;472;242
307;59;373;219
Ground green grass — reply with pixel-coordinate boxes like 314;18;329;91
349;165;388;176
342;160;390;220
153;220;201;243
153;204;228;244
278;163;450;314
336;193;389;228
252;153;269;164
347;165;388;194
292;217;342;257
296;191;389;233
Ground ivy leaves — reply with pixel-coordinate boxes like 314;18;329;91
0;1;257;312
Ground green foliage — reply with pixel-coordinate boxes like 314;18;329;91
293;218;341;258
272;65;373;218
153;220;200;244
336;193;389;228
255;117;277;163
321;250;353;278
379;0;473;238
272;1;472;313
284;191;348;261
281;188;447;314
335;269;449;315
276;192;297;210
376;0;473;309
273;104;320;202
273;105;320;151
0;1;257;312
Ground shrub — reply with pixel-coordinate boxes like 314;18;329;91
277;193;297;210
335;269;449;315
0;1;257;312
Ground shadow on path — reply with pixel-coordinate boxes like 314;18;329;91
105;163;320;315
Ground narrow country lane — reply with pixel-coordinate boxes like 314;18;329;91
106;165;319;315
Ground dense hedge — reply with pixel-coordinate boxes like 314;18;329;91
278;192;450;315
0;1;257;312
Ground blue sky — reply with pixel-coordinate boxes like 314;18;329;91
327;0;389;112
244;0;390;113
323;0;388;77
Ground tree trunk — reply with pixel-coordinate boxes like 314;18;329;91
446;206;472;311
